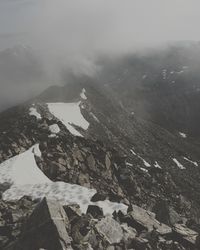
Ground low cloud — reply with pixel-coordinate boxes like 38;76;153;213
0;0;200;109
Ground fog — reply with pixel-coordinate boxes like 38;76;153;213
0;0;200;109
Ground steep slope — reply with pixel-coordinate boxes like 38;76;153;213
1;71;200;248
1;81;200;216
97;43;200;142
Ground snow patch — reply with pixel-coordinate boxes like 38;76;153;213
173;158;185;170
3;182;127;215
183;157;198;167
80;88;87;100
90;112;100;123
33;144;42;157
0;146;127;215
154;161;162;169
140;167;148;173
0;144;49;186
138;156;151;167
126;162;133;167
49;124;60;134
48;134;57;138
179;132;187;138
47;102;89;137
130;149;136;156
29;107;41;120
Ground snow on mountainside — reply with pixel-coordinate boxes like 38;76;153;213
0;144;127;215
0;144;49;185
47;102;89;137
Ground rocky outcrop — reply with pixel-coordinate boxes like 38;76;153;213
11;198;72;250
1;197;199;250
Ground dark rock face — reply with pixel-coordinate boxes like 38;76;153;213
0;196;36;249
13;198;72;250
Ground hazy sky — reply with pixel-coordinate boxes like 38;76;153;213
0;0;200;110
0;0;200;53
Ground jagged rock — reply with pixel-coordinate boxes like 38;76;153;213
0;196;36;249
87;154;96;171
0;183;11;197
71;214;92;244
14;198;72;250
73;149;84;162
95;216;123;244
172;223;198;249
121;223;137;247
78;172;90;188
63;204;82;223
91;192;107;202
153;200;182;226
58;157;66;166
126;205;172;236
132;236;149;250
86;205;104;218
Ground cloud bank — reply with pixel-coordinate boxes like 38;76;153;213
0;0;200;109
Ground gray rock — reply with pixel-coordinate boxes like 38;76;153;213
87;205;104;218
87;154;96;171
14;198;72;250
173;223;198;248
95;216;123;244
127;205;172;236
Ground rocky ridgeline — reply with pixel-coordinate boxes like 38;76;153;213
0;196;200;250
1;81;200;249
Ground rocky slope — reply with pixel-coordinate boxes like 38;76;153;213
1;47;200;248
97;43;200;142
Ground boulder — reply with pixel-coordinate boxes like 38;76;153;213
14;198;72;250
172;223;198;249
126;205;172;236
87;205;104;218
95;216;123;245
87;154;96;171
153;200;182;226
63;204;82;223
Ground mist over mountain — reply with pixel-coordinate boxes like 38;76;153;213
1;0;200;110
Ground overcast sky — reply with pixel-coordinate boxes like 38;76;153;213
0;0;200;110
0;0;200;54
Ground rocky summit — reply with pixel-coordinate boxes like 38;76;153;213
1;45;200;249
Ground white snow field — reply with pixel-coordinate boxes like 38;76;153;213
0;145;127;215
47;102;89;137
0;144;49;185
